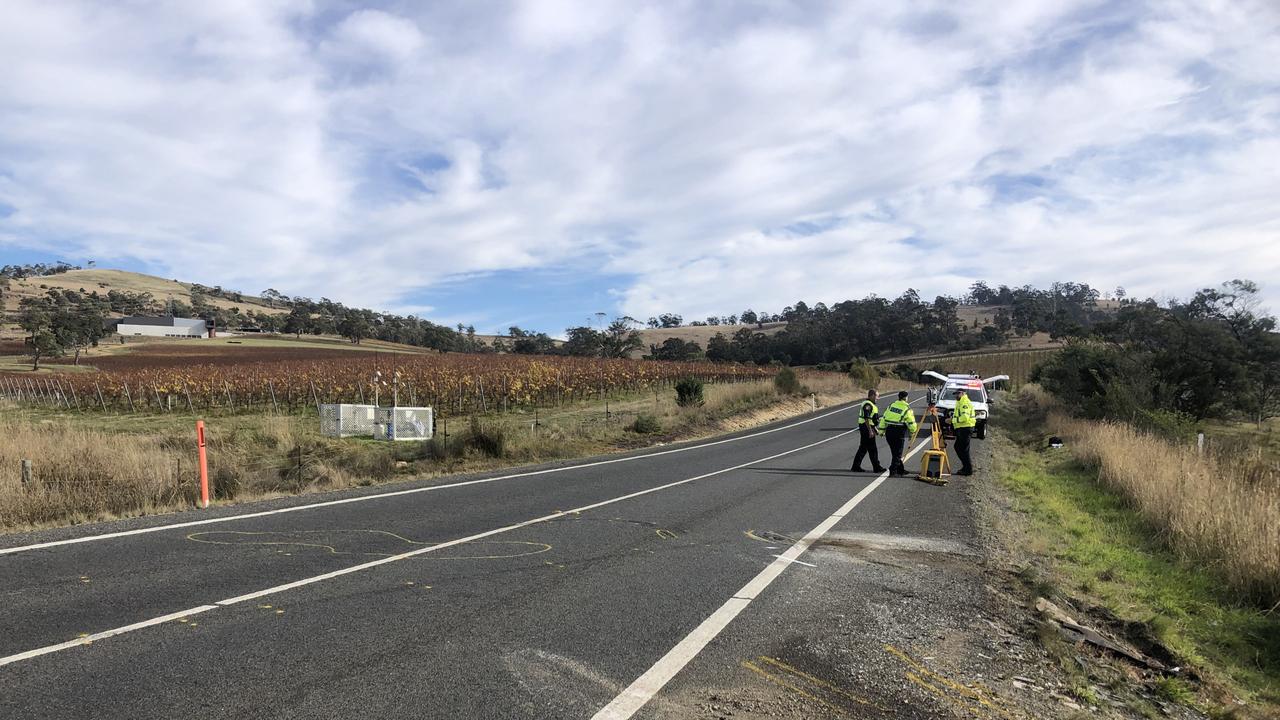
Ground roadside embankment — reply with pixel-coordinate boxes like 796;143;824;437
979;387;1280;718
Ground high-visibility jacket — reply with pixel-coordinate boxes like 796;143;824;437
953;394;977;429
859;399;879;428
878;399;917;434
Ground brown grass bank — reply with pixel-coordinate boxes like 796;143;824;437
1021;386;1280;604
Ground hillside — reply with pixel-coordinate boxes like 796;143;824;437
631;321;788;358
1;269;284;317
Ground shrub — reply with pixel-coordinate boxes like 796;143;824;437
892;362;919;382
773;366;801;395
848;358;880;390
630;413;663;434
465;416;507;458
675;377;705;407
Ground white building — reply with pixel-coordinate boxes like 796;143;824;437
115;316;209;338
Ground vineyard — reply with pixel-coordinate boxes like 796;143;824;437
0;350;772;416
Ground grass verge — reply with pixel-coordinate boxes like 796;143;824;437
989;393;1280;718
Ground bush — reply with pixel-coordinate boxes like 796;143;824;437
675;377;705;407
773;366;801;395
466;416;507;458
630;413;663;434
892;362;919;382
848;358;879;390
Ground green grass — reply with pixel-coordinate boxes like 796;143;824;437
994;435;1280;714
0;358;98;374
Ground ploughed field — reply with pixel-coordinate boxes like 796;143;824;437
2;341;771;416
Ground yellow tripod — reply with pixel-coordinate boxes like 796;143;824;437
917;405;950;486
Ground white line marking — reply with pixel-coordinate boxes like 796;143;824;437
0;605;217;668
771;555;816;568
591;438;932;720
1;410;907;667
0;400;880;557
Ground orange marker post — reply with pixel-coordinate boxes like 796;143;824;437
196;420;209;509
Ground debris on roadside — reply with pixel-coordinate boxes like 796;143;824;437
1035;597;1171;672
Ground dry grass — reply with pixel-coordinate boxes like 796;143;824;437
0;417;194;528
1021;387;1280;603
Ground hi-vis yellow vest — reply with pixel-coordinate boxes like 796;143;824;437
878;400;917;434
953;395;977;429
859;399;879;427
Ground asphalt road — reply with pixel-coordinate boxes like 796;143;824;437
0;392;981;719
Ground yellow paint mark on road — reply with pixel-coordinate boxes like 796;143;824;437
886;645;1017;720
742;660;850;716
656;529;677;540
756;656;881;710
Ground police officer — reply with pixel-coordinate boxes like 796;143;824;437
878;390;918;476
850;389;885;473
951;388;976;475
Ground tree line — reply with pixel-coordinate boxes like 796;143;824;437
1032;280;1280;429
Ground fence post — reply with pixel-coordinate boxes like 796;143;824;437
1197;432;1204;455
20;459;33;487
196;420;209;509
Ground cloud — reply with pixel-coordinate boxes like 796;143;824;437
0;0;1277;324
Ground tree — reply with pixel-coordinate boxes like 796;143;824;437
284;306;311;338
337;311;373;344
601;318;643;358
508;326;557;354
645;338;703;361
658;313;682;328
562;326;604;357
739;309;758;325
19;307;61;370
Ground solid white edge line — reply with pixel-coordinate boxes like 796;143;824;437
590;437;932;720
1;408;898;667
0;605;217;668
0;399;884;557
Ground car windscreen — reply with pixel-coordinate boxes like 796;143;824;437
944;386;985;402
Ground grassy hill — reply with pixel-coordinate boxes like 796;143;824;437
1;269;284;317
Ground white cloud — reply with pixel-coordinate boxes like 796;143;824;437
0;0;1277;322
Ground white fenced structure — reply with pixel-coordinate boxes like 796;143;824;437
319;404;433;441
374;407;434;441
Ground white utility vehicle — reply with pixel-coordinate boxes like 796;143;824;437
921;371;1008;439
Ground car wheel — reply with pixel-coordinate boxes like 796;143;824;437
976;420;987;440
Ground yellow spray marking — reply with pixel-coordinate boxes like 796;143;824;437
258;604;273;609
886;645;1016;720
756;656;883;710
655;529;677;540
275;610;284;615
905;671;990;718
741;660;849;715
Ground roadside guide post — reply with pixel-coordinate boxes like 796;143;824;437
196;420;209;509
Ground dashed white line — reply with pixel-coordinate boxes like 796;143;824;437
590;437;933;720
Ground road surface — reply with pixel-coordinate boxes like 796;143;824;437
0;392;987;719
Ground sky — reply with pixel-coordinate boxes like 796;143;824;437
1;1;1278;334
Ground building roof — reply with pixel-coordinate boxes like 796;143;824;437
118;316;206;328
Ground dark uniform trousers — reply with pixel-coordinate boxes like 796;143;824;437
853;425;880;470
953;426;972;473
885;425;908;475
